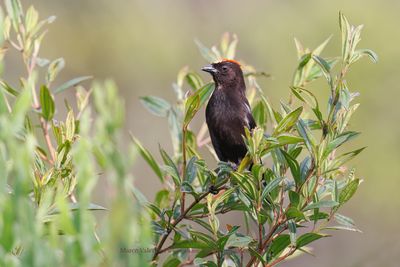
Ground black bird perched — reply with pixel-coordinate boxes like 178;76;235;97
202;59;256;166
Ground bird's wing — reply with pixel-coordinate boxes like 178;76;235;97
244;101;257;130
208;127;225;162
247;111;256;130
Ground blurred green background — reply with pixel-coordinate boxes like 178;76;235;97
12;0;400;266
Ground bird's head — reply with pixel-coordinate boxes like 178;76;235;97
201;59;245;89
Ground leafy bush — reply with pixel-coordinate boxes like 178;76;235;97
0;1;151;266
0;0;376;267
138;13;377;267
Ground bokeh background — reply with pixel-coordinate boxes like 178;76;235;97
12;0;400;266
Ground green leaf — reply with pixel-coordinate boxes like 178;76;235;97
249;247;267;265
190;230;219;249
5;0;23;31
48;203;107;215
298;53;312;68
312;55;332;85
193;259;218;267
276;134;303;146
331;147;365;168
261;177;282;200
339;179;359;205
225;234;253;248
65;109;75;141
46;58;65;85
289;191;300;207
40;85;55;121
212;187;236;211
268;234;290;258
197;83;215;109
322;131;360;160
217;229;237;250
159;147;180;181
226;33;238;59
296;233;325;248
297;119;317;153
132;137;164;182
252;100;266;126
273;106;303;135
307;58;338;82
181;181;195;194
186;72;204;90
185;156;197;184
304;200;339;211
334;213;356;228
288;220;297;245
356;49;378;63
146;203;162;218
163;165;180;187
286;207;305;220
290;87;322;121
155;189;170;208
281;149;301;187
163;256;181;267
294;38;304;59
54;76;93;94
323;225;362;233
339;12;351;61
309;212;329;221
184;94;200;127
140;95;171;117
0;80;19;97
172;240;210;249
195;39;219;62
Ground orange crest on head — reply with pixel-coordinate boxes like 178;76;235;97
220;58;241;67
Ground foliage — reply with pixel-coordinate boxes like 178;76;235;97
0;1;151;266
137;13;376;267
0;1;377;266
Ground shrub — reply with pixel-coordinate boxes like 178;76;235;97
0;1;151;266
138;13;377;267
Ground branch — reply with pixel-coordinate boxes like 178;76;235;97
181;125;188;214
246;219;286;267
152;180;228;262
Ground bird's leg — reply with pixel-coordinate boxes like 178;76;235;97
228;161;238;171
208;185;220;195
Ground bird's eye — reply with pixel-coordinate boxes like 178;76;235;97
222;66;228;71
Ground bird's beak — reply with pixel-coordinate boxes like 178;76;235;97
201;65;217;74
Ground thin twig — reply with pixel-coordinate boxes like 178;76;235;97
181;125;188;214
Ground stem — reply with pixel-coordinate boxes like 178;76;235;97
246;219;285;267
181;125;187;214
325;65;349;138
40;118;56;163
258;223;263;251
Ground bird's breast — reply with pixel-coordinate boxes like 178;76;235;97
206;93;249;144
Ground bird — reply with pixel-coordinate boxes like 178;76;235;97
202;59;256;166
